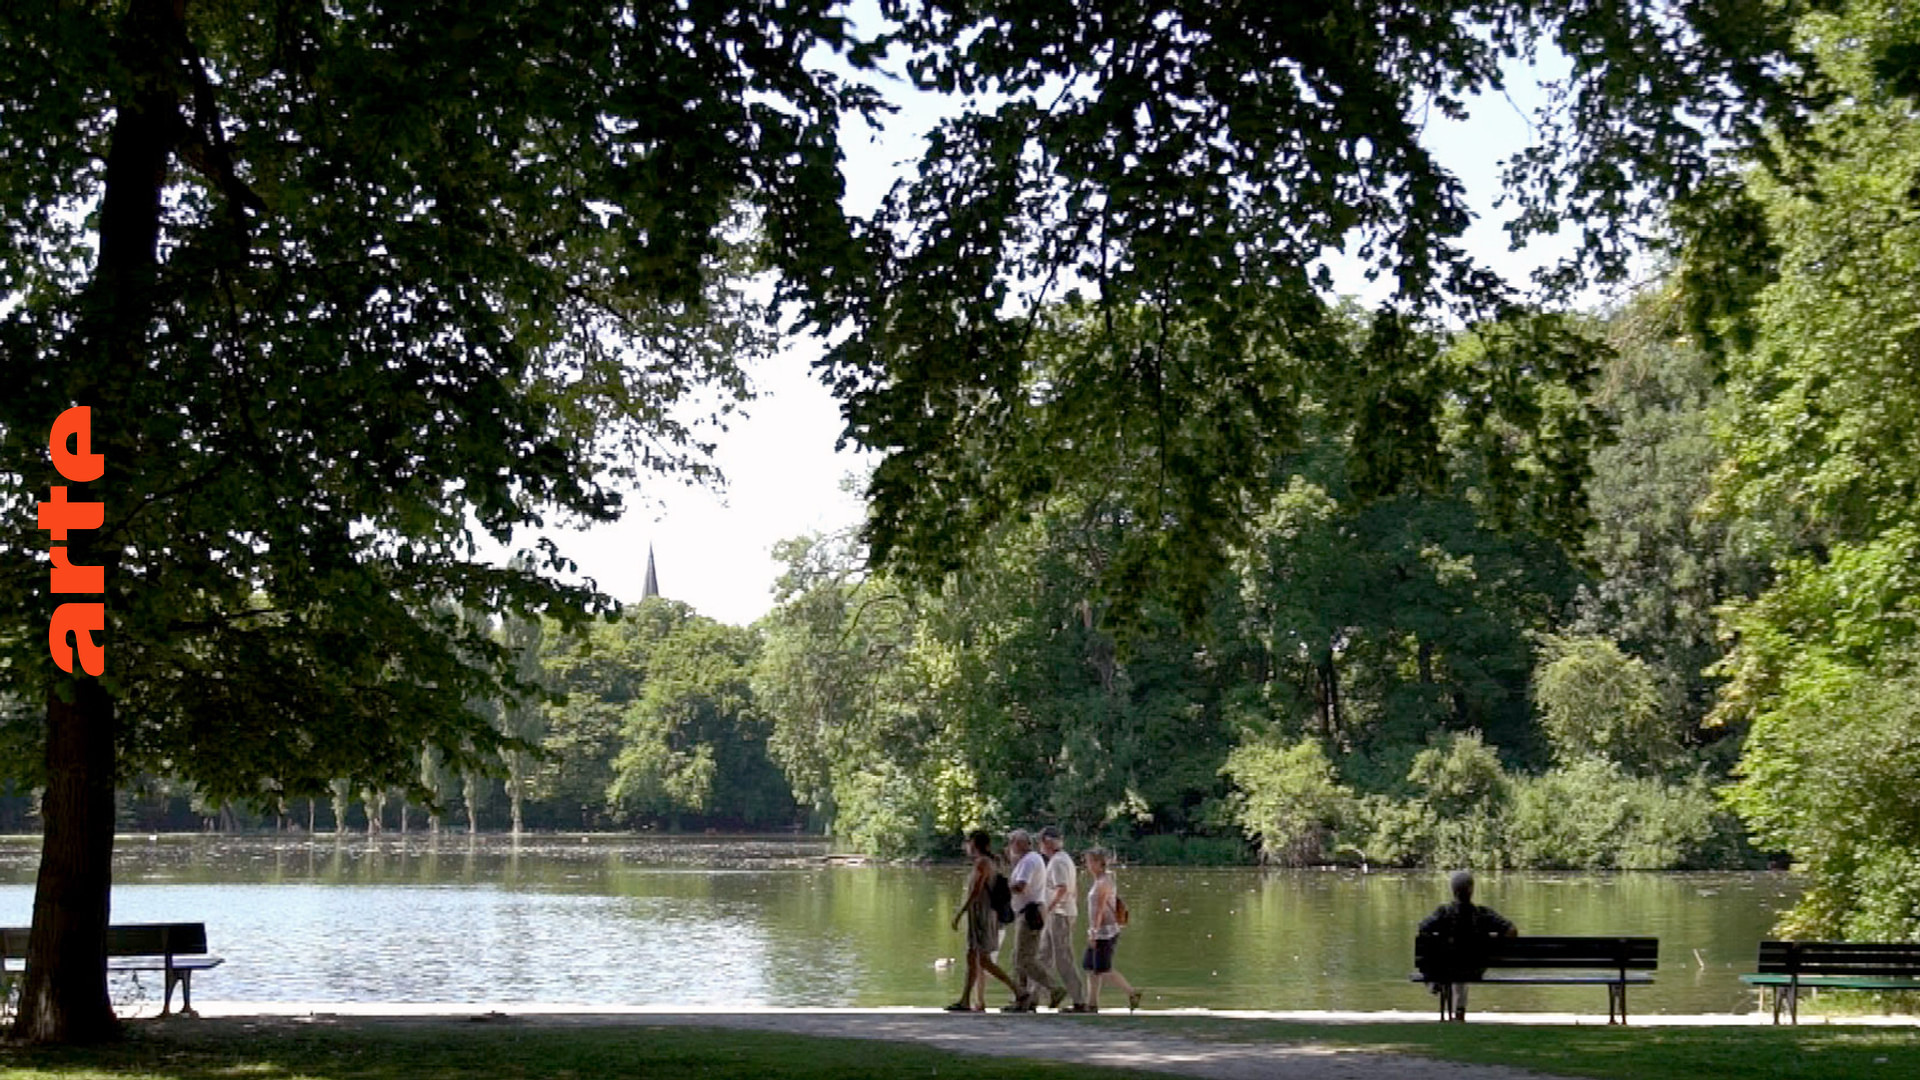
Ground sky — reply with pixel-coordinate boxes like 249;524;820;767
505;16;1580;629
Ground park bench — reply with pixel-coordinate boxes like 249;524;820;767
1;922;221;1019
1741;940;1920;1024
1411;934;1658;1024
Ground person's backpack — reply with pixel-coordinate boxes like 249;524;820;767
1114;893;1130;927
988;871;1015;925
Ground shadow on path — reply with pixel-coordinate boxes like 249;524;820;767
492;1010;1573;1080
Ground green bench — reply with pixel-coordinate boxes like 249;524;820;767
1741;940;1920;1024
1412;934;1658;1024
1;922;222;1019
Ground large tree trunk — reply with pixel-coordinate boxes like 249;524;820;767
13;682;120;1043
1314;649;1341;741
13;0;181;1045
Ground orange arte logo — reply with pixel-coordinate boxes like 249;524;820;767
40;406;106;676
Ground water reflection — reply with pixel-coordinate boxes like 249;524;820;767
0;835;1799;1013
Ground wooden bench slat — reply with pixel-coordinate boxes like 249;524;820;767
1779;964;1920;977
1416;935;1658;969
1475;974;1657;985
1743;975;1920;990
3;922;210;959
1761;941;1920;953
105;957;225;972
1410;973;1655;985
106;923;211;956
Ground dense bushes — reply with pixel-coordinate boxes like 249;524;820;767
1226;733;1748;871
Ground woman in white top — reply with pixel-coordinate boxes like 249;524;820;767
1081;847;1142;1012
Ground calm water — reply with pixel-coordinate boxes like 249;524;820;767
0;834;1800;1014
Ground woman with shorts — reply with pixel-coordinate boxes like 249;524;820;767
1082;847;1142;1012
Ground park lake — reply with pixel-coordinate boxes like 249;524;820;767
0;835;1799;1016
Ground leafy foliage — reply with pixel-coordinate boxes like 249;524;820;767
1222;736;1355;866
607;602;782;826
812;0;1829;616
1531;634;1680;774
1726;657;1920;938
1505;758;1732;870
0;0;874;816
1566;304;1770;762
1698;0;1920;939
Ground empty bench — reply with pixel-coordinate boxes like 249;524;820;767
1;922;222;1018
1741;940;1920;1024
1412;934;1658;1023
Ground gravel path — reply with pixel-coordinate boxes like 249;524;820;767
564;1010;1569;1080
193;1005;1577;1080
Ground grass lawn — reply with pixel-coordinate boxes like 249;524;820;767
0;1015;1916;1080
0;1020;1164;1080
1098;1015;1920;1080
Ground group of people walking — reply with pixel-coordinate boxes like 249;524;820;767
943;837;1515;1019
949;826;1142;1013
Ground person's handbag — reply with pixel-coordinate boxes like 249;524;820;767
1021;902;1045;931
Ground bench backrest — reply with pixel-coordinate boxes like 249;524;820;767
0;923;208;961
1418;934;1659;973
1756;941;1920;978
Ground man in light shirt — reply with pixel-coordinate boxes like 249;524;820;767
1004;828;1065;1011
1038;825;1087;1011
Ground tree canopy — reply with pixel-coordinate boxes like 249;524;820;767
1704;0;1920;938
0;0;866;1041
811;0;1830;611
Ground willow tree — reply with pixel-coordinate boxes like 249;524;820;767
0;0;860;1042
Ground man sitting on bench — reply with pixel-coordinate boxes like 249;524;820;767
1418;869;1517;1021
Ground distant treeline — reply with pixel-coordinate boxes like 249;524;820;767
0;301;1761;871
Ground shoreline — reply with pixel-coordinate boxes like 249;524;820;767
162;1001;1920;1026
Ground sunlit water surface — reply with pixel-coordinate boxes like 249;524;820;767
0;835;1800;1014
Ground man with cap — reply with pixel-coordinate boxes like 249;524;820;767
1038;825;1087;1011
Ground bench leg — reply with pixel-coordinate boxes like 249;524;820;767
163;970;196;1019
1607;982;1628;1025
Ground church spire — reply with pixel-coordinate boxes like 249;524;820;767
642;544;660;600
